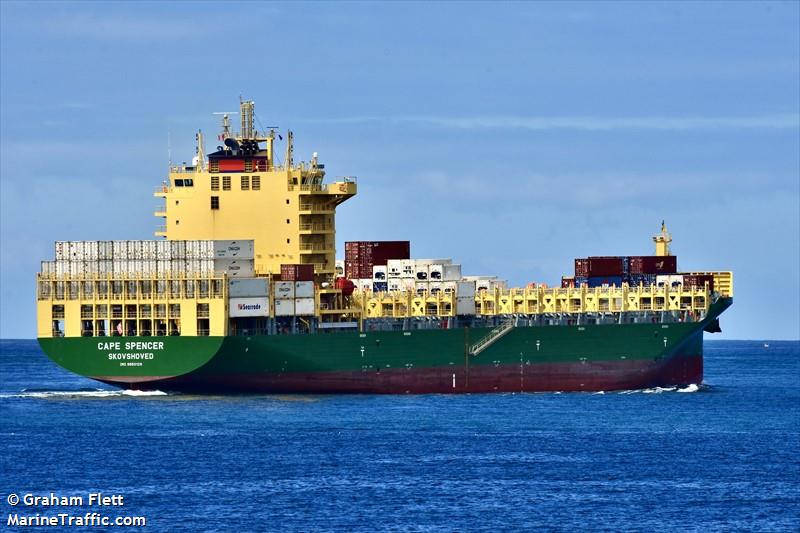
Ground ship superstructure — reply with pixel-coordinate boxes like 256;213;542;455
35;100;733;393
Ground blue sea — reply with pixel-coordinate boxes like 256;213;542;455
1;340;798;532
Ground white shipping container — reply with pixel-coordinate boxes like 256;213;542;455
156;240;171;260
125;241;139;260
69;261;81;276
40;261;55;275
335;259;345;277
414;258;452;266
229;297;270;317
84;241;99;261
185;240;198;260
98;241;113;260
156;259;172;277
274;299;295;316
428;264;444;281
171;260;185;276
214;258;255;278
274;281;295;299
141;260;156;275
294;281;314;298
55;241;67;261
213;240;255;259
387;259;403;278
201;259;214;274
171;240;186;259
456;280;476;297
56;261;68;277
413;264;428;281
185;259;202;275
113;241;128;259
442;264;462;281
456;298;476;315
356;279;373;292
67;241;80;260
82;260;97;274
141;241;157;260
294;298;315;316
415;281;429;294
429;282;442;294
388;279;402;291
656;274;684;288
201;240;214;259
441;281;457;294
372;265;387;281
400;259;414;276
99;260;113;275
229;278;269;298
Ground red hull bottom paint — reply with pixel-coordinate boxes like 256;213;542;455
108;354;703;394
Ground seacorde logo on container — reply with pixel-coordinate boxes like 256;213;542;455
97;341;164;366
237;303;261;311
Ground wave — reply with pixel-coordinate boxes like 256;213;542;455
0;388;168;399
619;383;702;394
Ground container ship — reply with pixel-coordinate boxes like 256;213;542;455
35;100;733;393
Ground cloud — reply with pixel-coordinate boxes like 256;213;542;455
302;113;800;131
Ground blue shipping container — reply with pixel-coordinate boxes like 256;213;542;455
574;277;588;287
626;274;656;287
372;282;388;293
588;276;623;288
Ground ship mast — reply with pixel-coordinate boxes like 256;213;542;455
653;221;672;256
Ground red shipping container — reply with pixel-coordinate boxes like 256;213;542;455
682;274;714;292
281;264;314;281
631;256;677;274
561;276;575;289
345;241;410;277
574;258;589;277
588;257;624;277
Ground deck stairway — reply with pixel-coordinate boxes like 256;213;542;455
469;319;515;356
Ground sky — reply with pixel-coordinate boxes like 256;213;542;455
1;1;798;340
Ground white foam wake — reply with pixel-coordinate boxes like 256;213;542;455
0;389;168;399
619;383;701;394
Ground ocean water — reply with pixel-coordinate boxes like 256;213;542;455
1;340;798;532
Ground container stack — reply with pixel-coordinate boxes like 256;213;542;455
273;279;316;316
462;275;508;293
455;281;476;315
229;278;270;317
344;240;411;292
43;240;254;278
573;255;678;288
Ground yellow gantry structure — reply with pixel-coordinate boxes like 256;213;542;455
352;271;733;319
154;99;356;279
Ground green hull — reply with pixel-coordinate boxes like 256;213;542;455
38;299;731;393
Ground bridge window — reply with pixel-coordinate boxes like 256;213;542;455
211;196;219;210
252;176;260;190
241;176;250;190
211;176;219;191
222;176;231;191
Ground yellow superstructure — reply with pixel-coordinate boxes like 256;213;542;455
155;99;356;278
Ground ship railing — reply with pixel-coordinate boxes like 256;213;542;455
299;223;333;232
288;184;325;192
299;243;330;251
